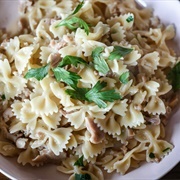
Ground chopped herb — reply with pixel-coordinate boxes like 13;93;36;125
119;71;130;84
55;1;90;35
66;87;89;101
167;62;180;91
53;67;81;88
162;147;171;153
91;47;110;75
24;64;50;81
75;173;91;180
108;46;133;60
1;94;6;101
66;81;121;108
74;155;85;167
55;17;90;35
126;15;134;23
149;152;155;159
85;81;122;108
71;0;84;15
74;156;89;179
59;55;87;67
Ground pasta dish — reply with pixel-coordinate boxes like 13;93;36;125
0;0;179;179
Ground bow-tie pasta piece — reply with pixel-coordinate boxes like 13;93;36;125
79;67;100;88
74;131;106;160
0;59;27;100
113;143;146;174
30;121;72;156
120;103;145;128
110;23;126;44
94;110;123;136
17;145;41;166
144;96;166;115
30;77;59;116
139;51;160;76
2;37;20;62
14;46;34;74
135;125;173;162
50;81;74;107
75;22;110;42
143;80;160;98
36;18;53;41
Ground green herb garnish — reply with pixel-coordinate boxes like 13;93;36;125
66;87;89;101
24;64;50;81
162;147;171;153
126;15;134;23
149;152;155;159
56;17;89;35
55;1;90;35
91;47;110;75
71;0;84;15
74;156;91;180
108;46;133;60
59;55;87;67
75;173;91;180
119;71;130;84
74;155;85;167
53;67;81;88
85;81;122;108
66;81;121;108
167;62;180;91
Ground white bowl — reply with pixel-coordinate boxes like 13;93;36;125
0;0;180;179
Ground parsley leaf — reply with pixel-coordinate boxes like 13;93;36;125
71;0;84;15
167;62;180;91
119;71;130;84
91;47;110;75
66;81;121;108
55;1;89;35
149;152;155;159
24;64;50;81
85;81;122;108
108;46;133;60
56;17;90;35
66;87;89;101
126;15;134;23
59;55;87;67
75;173;91;180
74;155;85;167
53;67;81;88
74;155;91;180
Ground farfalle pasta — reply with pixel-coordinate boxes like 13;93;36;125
0;0;179;179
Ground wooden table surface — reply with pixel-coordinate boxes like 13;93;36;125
0;162;179;180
